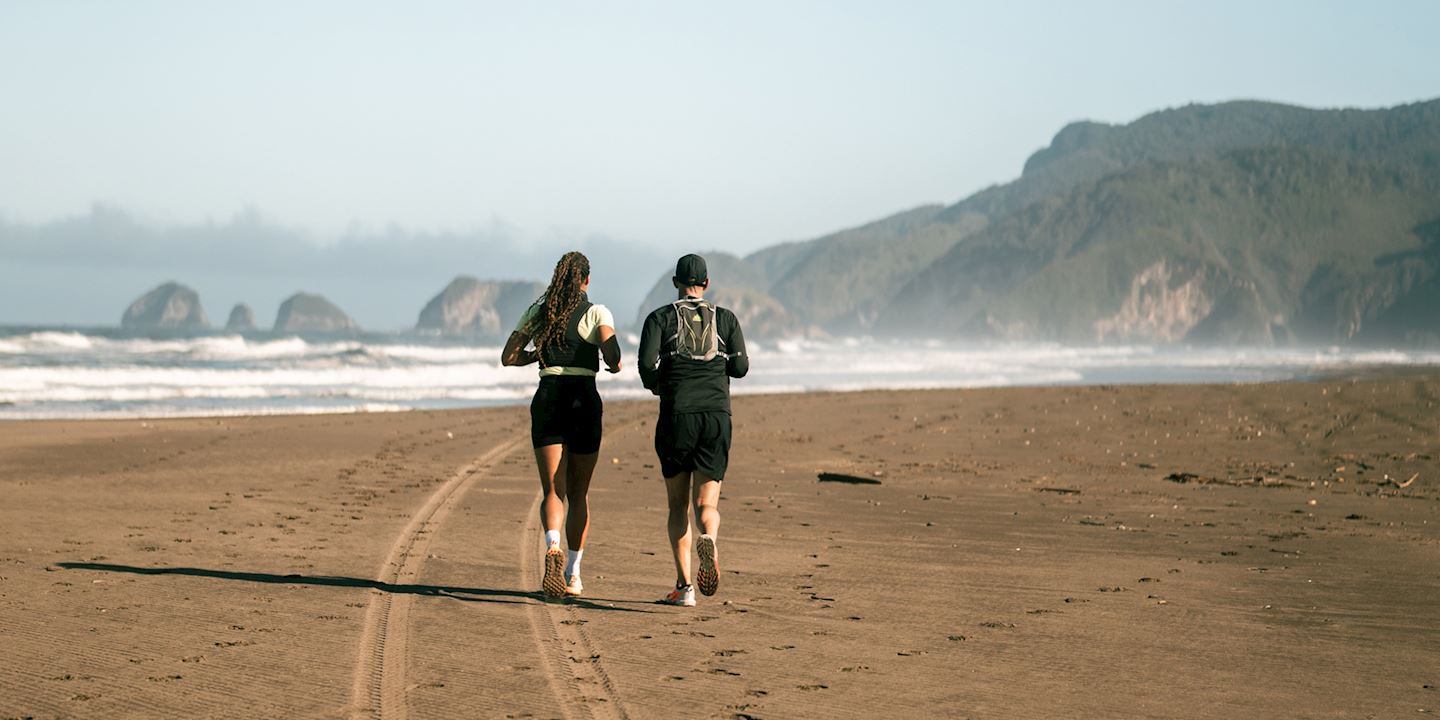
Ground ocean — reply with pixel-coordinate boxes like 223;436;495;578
2;327;1437;420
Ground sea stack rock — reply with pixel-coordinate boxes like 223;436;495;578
121;281;209;330
225;303;257;332
708;286;804;339
416;276;544;337
273;292;358;333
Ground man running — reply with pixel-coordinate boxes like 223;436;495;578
638;254;748;607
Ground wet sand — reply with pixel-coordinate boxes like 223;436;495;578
2;373;1437;719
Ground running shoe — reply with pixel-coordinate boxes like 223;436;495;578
695;534;719;596
660;584;696;607
542;546;566;598
565;575;584;597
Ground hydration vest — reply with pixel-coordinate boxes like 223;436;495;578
538;299;600;372
668;297;726;362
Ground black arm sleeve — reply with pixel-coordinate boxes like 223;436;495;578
638;311;663;393
723;310;748;379
600;334;622;371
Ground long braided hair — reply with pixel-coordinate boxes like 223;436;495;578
532;251;590;362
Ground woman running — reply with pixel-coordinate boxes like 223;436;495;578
502;251;622;598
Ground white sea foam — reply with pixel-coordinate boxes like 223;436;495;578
0;402;411;421
2;330;1438;419
0;331;97;352
368;344;502;362
0;331;501;364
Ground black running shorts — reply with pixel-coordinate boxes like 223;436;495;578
530;375;603;453
654;411;731;481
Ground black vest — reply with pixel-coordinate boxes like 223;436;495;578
538;298;600;372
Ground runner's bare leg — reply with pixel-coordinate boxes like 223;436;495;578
693;472;721;538
534;445;567;534
564;450;599;550
665;471;694;587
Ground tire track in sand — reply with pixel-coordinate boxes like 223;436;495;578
519;490;633;720
350;437;524;720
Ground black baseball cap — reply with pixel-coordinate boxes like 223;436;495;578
673;254;708;285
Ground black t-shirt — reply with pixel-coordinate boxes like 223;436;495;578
638;298;748;415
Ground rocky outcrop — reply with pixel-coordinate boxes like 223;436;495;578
707;287;808;339
631;251;828;339
121;282;209;330
633;283;810;340
225;303;256;332
416;277;543;337
630;207;973;337
632;253;767;328
273;293;358;333
1092;261;1216;343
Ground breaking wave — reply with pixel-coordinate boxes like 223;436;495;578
2;328;1438;419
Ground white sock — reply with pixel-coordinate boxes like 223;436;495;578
544;529;561;549
566;549;583;577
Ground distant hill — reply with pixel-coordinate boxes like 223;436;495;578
937;99;1440;226
633;252;807;339
881;146;1440;343
634;206;978;336
643;97;1440;345
765;205;983;333
633;253;768;325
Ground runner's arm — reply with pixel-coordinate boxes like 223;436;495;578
502;302;541;366
501;331;538;366
597;325;622;373
638;312;662;394
723;310;748;379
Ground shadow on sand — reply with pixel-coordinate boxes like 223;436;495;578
56;561;652;613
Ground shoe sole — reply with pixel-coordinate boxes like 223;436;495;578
659;594;696;607
542;548;566;598
696;535;719;597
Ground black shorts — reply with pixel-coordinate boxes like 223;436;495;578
530;375;603;453
654;411;731;481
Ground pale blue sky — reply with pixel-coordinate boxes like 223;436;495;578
2;0;1438;254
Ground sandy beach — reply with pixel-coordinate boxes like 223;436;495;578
2;373;1437;719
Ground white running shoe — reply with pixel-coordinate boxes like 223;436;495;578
542;547;566;598
565;575;584;597
660;584;696;607
695;534;719;597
